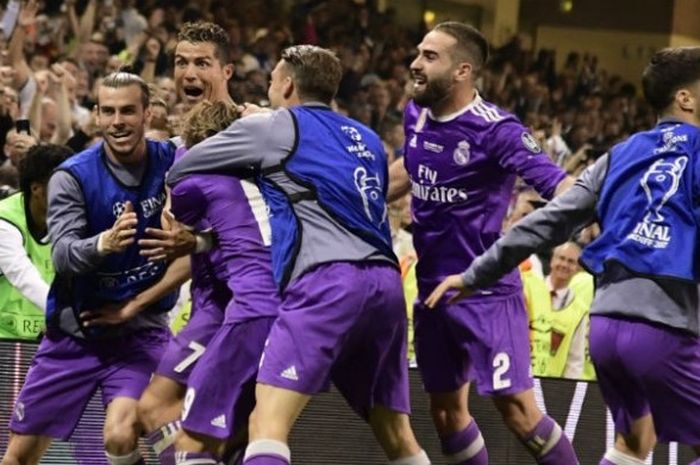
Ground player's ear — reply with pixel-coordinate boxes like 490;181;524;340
454;61;473;83
676;88;695;112
223;63;234;81
283;75;295;100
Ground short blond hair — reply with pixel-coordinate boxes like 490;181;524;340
181;101;240;148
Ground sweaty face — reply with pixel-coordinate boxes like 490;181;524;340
97;85;149;163
409;31;459;107
174;41;232;106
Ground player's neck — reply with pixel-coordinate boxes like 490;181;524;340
430;87;477;118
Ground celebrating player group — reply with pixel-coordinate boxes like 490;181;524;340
2;16;700;465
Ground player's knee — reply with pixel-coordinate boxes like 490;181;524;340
369;408;420;458
429;396;470;434
136;394;164;432
494;394;541;437
1;454;25;465
104;422;139;454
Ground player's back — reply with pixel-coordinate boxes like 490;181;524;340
170;173;279;322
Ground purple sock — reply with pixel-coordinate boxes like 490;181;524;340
439;420;488;464
145;420;181;465
521;415;578;465
174;451;221;464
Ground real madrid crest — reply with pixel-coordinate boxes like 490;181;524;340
453;140;470;166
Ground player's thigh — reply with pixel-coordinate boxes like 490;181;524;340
458;294;533;397
1;434;52;465
182;317;274;441
413;300;472;394
10;331;100;440
101;328;170;407
138;374;187;431
637;324;700;445
257;263;368;395
248;383;311;442
590;316;651;436
332;269;411;419
155;305;222;385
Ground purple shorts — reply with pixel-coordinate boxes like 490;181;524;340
182;316;275;439
10;327;169;440
257;261;410;419
590;315;700;444
156;300;224;385
414;293;533;396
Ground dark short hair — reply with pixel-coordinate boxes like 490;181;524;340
19;144;73;196
178;21;231;64
433;21;489;72
99;72;151;109
642;47;700;114
280;45;342;104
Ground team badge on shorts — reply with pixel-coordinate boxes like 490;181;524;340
521;132;542;154
453;140;470;166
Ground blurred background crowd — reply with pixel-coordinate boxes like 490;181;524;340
0;0;684;381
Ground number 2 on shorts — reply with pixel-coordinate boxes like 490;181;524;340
492;352;512;390
174;341;206;373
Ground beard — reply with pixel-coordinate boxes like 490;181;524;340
412;74;453;107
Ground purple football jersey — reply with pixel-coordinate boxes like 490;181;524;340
170;174;279;322
403;94;566;298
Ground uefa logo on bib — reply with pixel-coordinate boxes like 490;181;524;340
453;140;470;166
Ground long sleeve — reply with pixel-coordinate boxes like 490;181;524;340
0;221;50;310
167;109;295;186
462;155;608;289
47;170;104;274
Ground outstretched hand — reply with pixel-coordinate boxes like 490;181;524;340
138;210;196;262
80;300;142;327
424;274;473;309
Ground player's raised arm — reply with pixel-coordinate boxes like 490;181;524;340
427;155;605;308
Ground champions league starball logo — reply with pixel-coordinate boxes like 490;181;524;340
453;140;470;166
112;201;127;218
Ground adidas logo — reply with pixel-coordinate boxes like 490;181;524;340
280;365;299;381
210;414;227;429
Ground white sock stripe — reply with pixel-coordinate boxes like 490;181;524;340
153;421;183;454
244;439;291;462
444;433;486;464
174;451;219;465
389;449;430;465
604;448;647;465
539;422;562;457
176;460;218;465
105;449;142;465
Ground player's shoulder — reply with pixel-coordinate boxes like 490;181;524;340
469;95;520;128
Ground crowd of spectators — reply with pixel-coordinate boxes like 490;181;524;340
0;0;658;380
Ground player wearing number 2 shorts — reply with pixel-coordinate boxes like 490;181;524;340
388;22;578;465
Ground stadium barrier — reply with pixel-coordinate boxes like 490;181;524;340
0;340;694;464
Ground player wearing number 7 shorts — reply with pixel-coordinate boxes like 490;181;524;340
145;100;280;465
172;100;280;465
388;22;577;465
